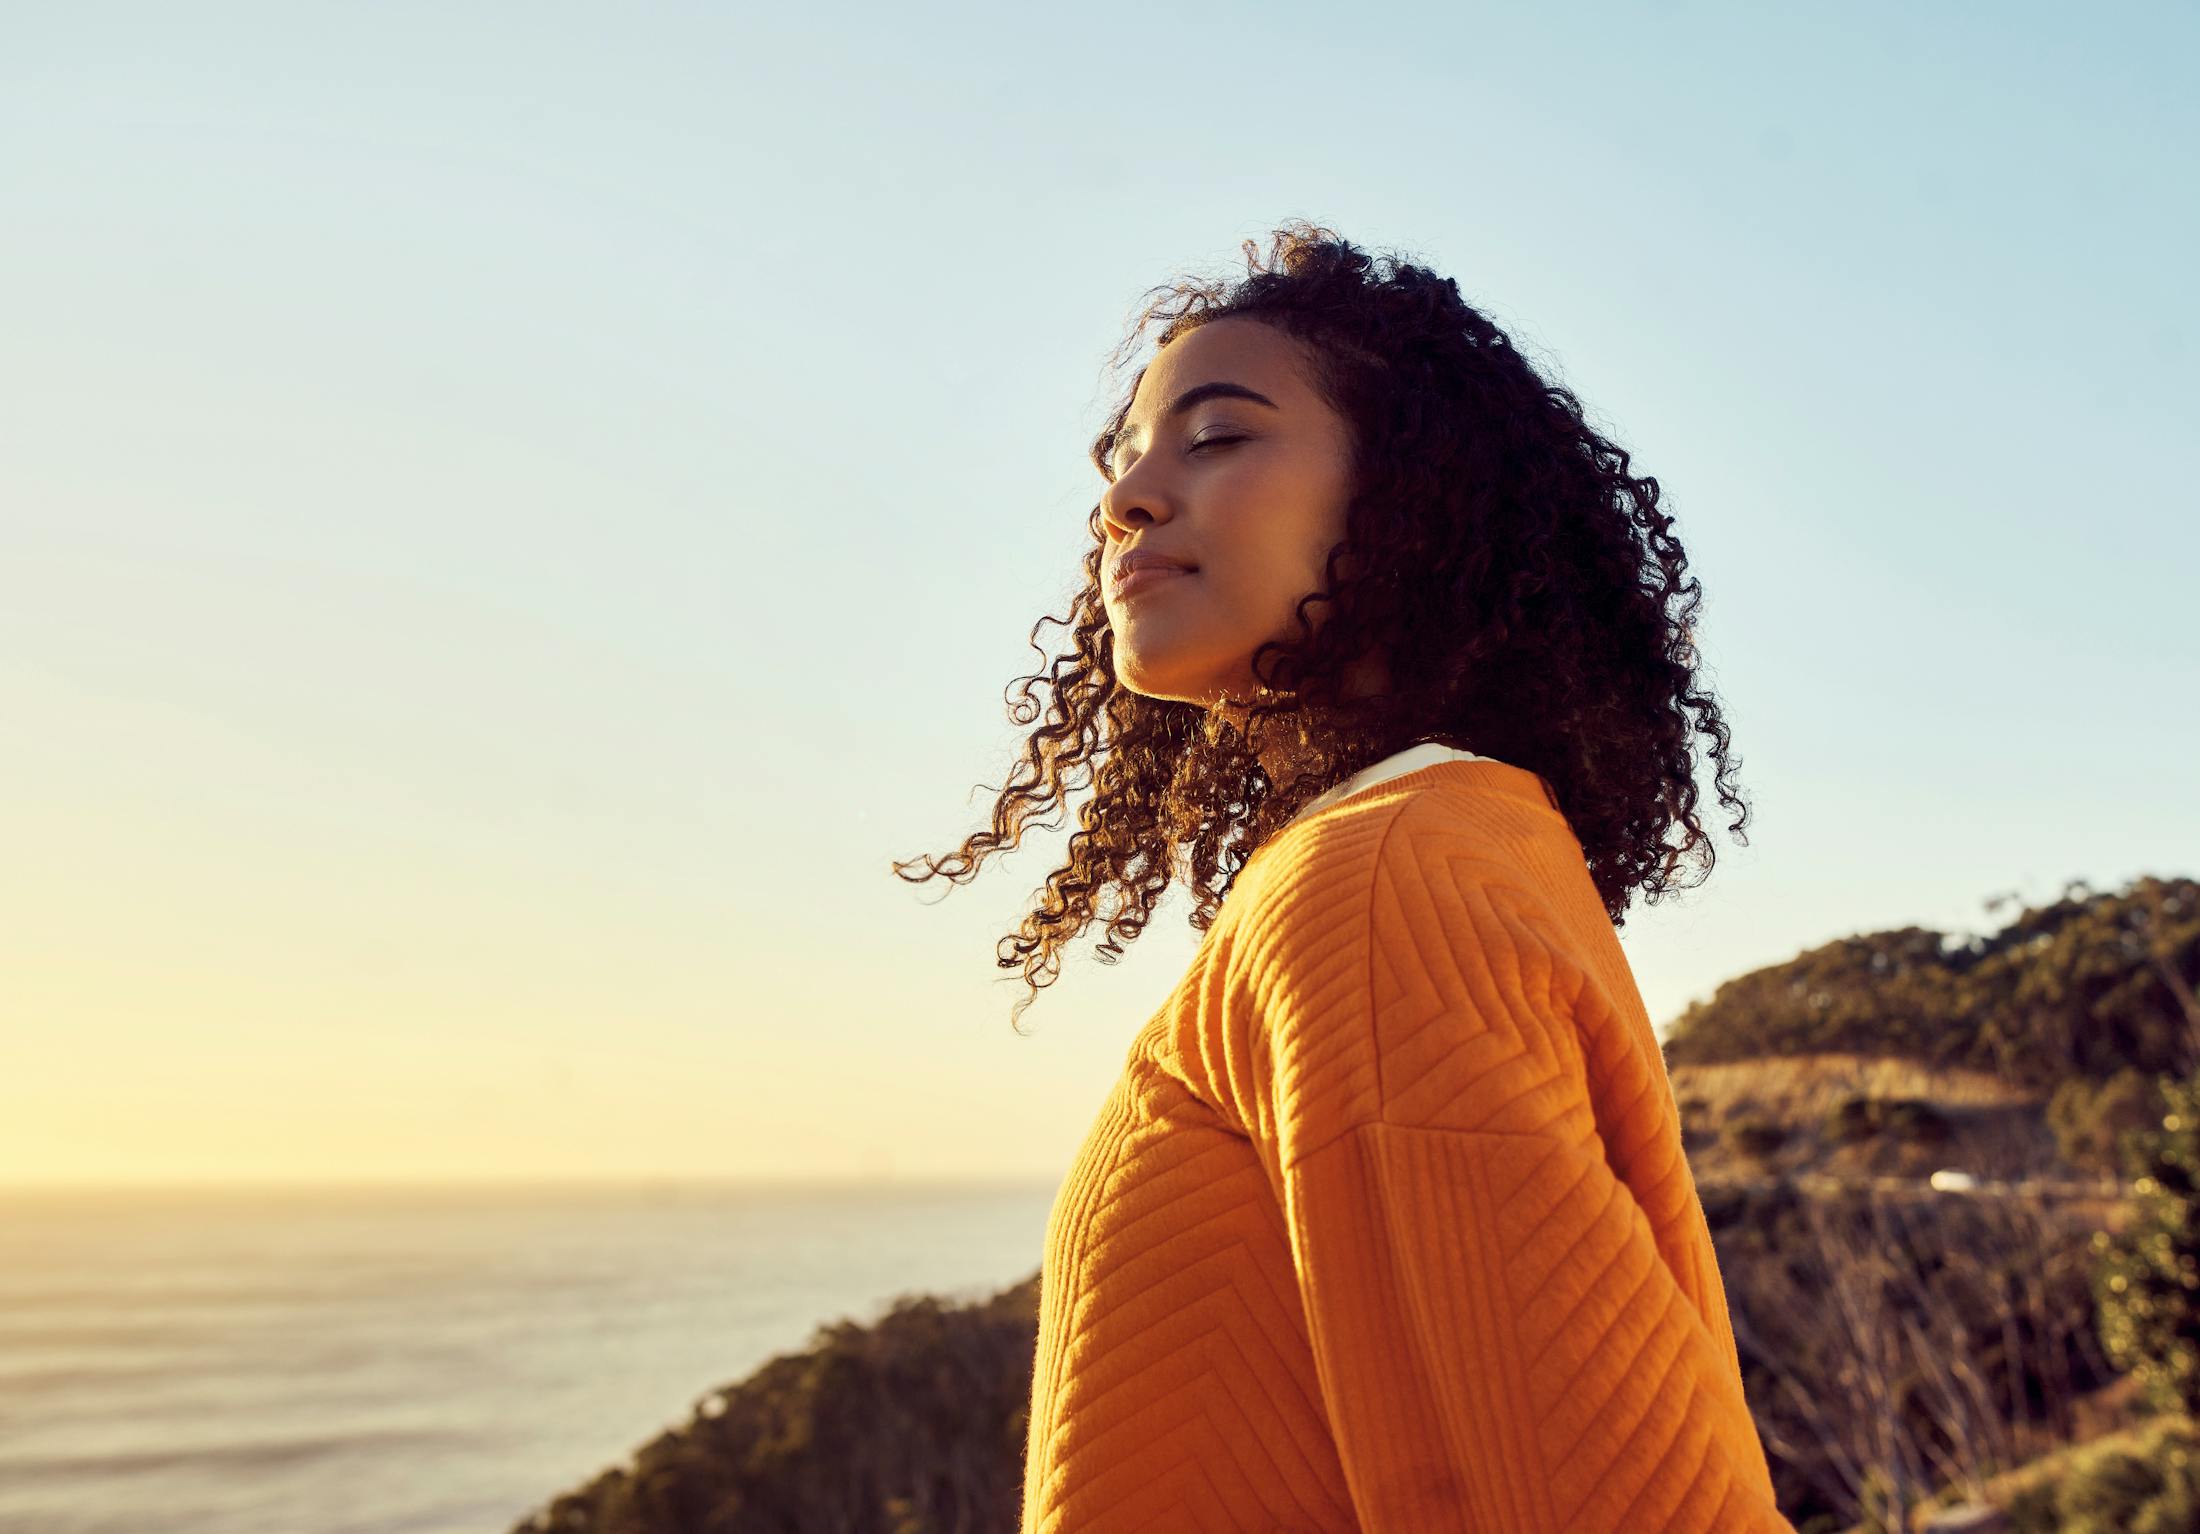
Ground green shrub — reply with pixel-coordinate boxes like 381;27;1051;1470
1998;1414;2198;1534
509;1278;1041;1534
2091;1068;2200;1417
2050;1068;2167;1178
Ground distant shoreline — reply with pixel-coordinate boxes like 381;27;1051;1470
0;1174;1060;1202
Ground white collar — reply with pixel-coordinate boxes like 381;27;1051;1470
1280;740;1492;832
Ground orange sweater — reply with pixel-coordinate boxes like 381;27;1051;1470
1019;753;1793;1533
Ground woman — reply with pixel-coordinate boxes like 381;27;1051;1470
895;224;1793;1532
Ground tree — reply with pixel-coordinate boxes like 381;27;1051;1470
1663;874;2200;1095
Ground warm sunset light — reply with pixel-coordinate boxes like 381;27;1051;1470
4;5;2193;1533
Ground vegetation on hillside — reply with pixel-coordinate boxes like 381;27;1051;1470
1664;876;2200;1092
513;873;2200;1533
2093;1067;2200;1419
1995;1412;2199;1533
1707;1177;2124;1528
511;1282;1038;1534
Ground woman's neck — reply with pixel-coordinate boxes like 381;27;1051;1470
1220;644;1394;791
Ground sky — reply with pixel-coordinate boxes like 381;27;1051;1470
1;1;2193;1188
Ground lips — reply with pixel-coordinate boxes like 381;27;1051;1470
1109;550;1196;595
1114;563;1194;600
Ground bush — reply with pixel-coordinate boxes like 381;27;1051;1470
1827;1095;1880;1144
1821;1095;1952;1147
2049;1068;2167;1178
509;1278;1042;1534
1881;1099;1952;1146
2091;1068;2200;1417
1998;1413;2199;1534
1729;1118;1789;1160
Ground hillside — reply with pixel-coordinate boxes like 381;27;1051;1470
1662;874;2199;1093
511;873;2197;1534
1669;1049;2074;1188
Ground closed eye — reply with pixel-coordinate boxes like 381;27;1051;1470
1103;433;1246;482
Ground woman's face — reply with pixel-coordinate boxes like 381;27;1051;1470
1099;316;1358;709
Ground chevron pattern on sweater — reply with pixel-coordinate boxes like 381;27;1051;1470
1019;754;1794;1533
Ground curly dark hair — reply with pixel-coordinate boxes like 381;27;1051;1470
892;221;1750;1033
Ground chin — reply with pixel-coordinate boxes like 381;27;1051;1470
1113;654;1218;707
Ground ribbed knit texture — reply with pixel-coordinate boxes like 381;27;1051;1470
1019;756;1793;1533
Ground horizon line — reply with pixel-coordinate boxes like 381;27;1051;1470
0;1171;1064;1198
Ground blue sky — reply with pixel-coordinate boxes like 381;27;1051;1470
2;0;2192;1185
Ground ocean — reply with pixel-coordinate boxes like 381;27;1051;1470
0;1180;1058;1534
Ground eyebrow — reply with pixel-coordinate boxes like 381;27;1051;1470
1108;380;1280;473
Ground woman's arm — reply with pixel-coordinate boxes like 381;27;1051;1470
1239;816;1795;1532
1280;1116;1794;1532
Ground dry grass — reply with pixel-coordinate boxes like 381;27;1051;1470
1669;1051;2043;1126
1835;1394;2189;1534
1669;1052;2067;1184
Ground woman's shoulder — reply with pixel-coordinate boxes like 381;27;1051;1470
1209;760;1622;1156
1243;757;1590;932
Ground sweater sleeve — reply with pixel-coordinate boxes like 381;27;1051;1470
1279;1120;1795;1532
1247;827;1794;1532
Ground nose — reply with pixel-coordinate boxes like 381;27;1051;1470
1100;458;1173;542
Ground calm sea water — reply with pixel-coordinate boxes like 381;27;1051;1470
0;1181;1057;1534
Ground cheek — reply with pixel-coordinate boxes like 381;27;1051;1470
1229;468;1348;601
1232;534;1338;630
1187;562;1324;665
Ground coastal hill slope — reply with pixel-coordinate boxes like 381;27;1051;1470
511;874;2197;1534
